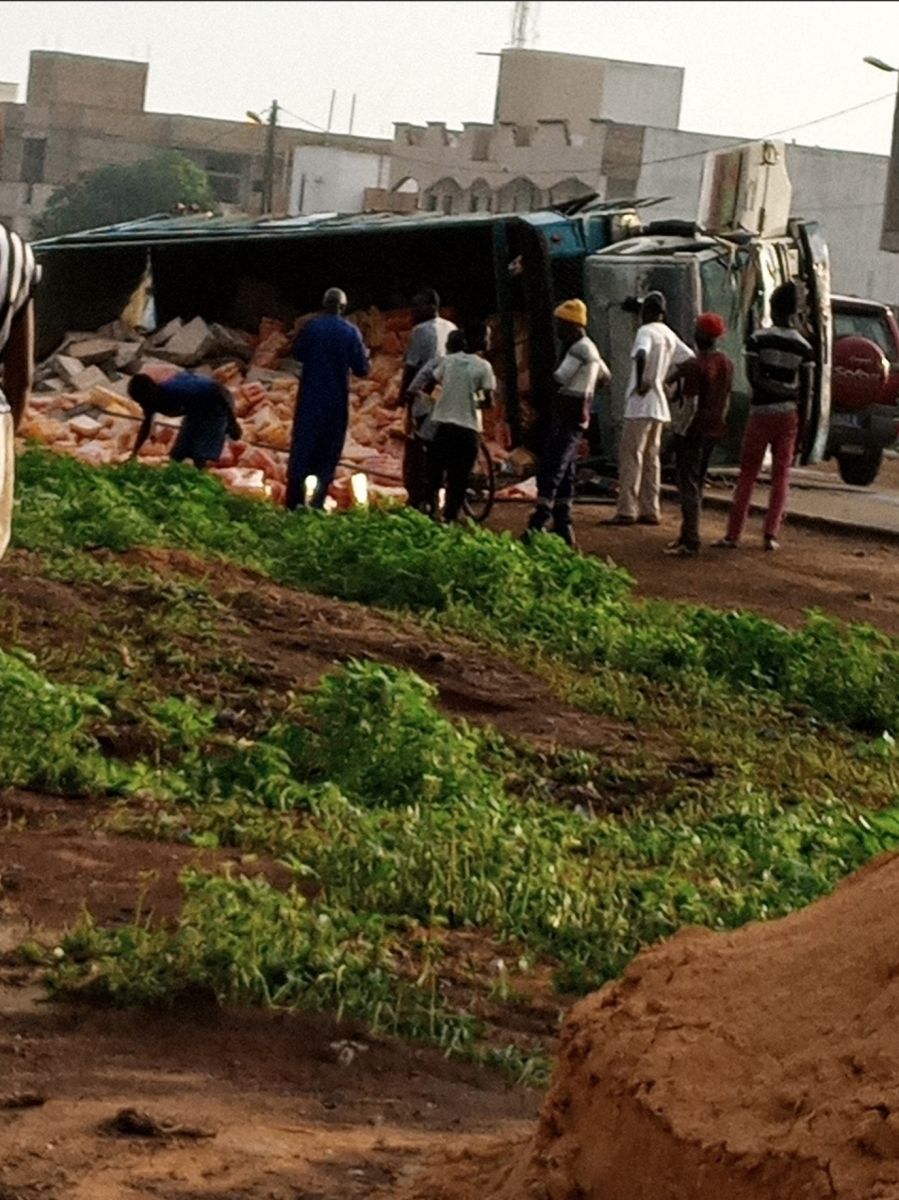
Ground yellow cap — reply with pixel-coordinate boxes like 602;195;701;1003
554;298;588;326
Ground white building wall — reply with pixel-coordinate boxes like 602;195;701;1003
637;128;899;305
601;61;683;129
636;126;734;222
786;145;897;302
289;145;390;216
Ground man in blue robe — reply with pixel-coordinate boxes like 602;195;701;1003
287;287;370;510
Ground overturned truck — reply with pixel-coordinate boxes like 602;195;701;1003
31;142;832;497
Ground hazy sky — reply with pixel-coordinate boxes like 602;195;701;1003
0;1;897;155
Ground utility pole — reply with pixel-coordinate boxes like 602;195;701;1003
248;102;279;215
263;100;278;215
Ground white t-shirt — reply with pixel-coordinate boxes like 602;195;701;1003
432;352;496;432
624;321;694;422
405;317;457;370
554;335;610;425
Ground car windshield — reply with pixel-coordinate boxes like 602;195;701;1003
833;310;897;362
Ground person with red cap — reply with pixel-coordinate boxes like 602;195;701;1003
665;312;734;557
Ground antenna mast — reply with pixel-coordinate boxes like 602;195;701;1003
509;1;540;48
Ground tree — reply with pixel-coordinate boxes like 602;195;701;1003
33;151;218;239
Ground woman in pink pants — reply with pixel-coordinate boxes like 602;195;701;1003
716;282;814;553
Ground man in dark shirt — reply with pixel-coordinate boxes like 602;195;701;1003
128;371;240;467
716;281;814;552
666;312;733;556
288;287;370;510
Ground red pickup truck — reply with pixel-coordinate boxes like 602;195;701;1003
827;295;899;486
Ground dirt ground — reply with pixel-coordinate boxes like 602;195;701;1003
489;497;899;637
0;548;602;1200
3;504;899;1199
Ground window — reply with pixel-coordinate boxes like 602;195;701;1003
834;311;896;362
194;149;249;207
471;129;491;162
468;180;493;213
22;138;46;184
210;175;240;204
205;151;242;175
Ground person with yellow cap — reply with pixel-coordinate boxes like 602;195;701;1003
525;299;610;547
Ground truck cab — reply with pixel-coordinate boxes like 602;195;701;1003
580;142;832;473
583;218;832;470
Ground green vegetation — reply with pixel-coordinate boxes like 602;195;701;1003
33;151;217;239
15;449;899;731
7;448;899;1078
0;645;116;794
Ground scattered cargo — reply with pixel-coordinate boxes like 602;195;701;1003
19;308;518;507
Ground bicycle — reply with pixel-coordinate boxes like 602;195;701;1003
462;437;496;523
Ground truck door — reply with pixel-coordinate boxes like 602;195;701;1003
792;219;832;463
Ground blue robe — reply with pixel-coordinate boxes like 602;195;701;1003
287;314;370;509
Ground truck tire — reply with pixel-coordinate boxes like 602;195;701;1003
836;448;882;487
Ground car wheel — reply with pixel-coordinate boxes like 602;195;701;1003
836;448;883;487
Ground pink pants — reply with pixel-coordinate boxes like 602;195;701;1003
727;408;799;542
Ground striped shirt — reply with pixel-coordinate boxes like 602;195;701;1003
745;325;814;409
0;224;39;361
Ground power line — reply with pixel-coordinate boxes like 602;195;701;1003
639;91;896;169
275;104;329;134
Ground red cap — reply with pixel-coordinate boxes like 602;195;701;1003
696;312;726;340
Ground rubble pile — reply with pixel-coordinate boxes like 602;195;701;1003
21;308;523;506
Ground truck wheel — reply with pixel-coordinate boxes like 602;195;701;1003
836;449;883;487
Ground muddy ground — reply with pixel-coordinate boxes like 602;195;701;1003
3;505;899;1199
489;497;899;637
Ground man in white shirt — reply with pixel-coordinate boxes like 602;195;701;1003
607;291;694;526
526;299;610;547
402;289;457;510
428;325;495;523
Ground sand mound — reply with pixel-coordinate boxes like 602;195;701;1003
391;853;899;1199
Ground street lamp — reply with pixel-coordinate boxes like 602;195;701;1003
864;56;898;73
865;55;899;251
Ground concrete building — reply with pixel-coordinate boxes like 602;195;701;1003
390;117;645;215
0;50;390;237
386;46;898;304
494;47;683;133
389;47;677;213
289;143;392;216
